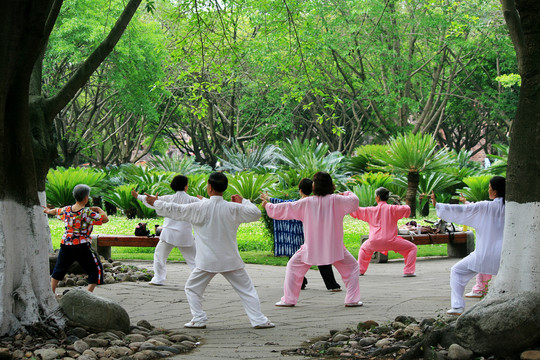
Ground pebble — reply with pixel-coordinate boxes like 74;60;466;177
332;334;349;342
33;349;58;360
358;336;377;346
448;343;473;360
375;338;394;348
73;340;90;353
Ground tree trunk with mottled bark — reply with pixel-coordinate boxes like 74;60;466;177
0;0;142;336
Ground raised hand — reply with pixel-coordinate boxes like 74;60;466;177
231;194;243;203
145;193;159;206
131;189;139;198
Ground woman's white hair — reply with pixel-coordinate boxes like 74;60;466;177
73;184;91;202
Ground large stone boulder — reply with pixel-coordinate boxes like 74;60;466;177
455;291;540;356
59;289;130;333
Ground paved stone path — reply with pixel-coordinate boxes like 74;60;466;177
95;257;482;359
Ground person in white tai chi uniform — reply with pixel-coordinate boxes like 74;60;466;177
145;172;274;329
431;176;506;316
132;175;199;286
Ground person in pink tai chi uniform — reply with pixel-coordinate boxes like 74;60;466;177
262;172;363;307
350;187;417;277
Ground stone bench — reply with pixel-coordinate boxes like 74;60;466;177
91;234;159;259
360;230;475;263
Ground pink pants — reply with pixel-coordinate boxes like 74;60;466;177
359;238;417;275
472;273;492;293
281;249;361;305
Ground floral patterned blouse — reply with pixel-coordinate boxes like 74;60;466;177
56;206;103;245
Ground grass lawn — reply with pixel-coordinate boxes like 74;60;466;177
48;213;450;265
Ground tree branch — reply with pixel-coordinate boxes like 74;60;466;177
44;0;142;120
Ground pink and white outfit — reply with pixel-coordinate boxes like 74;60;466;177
436;198;505;309
265;191;361;305
350;202;416;275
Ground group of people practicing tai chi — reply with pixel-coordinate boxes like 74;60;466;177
44;170;506;327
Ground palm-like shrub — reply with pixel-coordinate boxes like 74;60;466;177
371;132;454;217
217;145;277;174
350;184;377;207
276;138;346;187
442;149;482;183
457;175;492;202
349;172;394;188
394;172;461;216
148;154;212;174
227;172;276;202
46;167;106;207
345;144;389;174
186;173;211;199
103;184;141;219
488;144;508;176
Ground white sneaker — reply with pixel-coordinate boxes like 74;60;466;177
275;300;295;307
148;282;164;286
345;301;364;307
465;291;483;298
446;308;464;316
253;321;275;329
184;321;206;329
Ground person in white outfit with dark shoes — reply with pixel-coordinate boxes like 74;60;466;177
145;172;274;330
132;175;199;285
431;176;505;316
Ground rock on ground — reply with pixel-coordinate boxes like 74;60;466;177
59;289;131;333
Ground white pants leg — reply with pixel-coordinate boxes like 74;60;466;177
178;243;197;271
450;256;478;309
222;268;269;327
151;240;175;285
184;268;215;323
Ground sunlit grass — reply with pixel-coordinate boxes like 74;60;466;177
48;212;450;264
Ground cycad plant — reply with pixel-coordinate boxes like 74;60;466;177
186;173;211;199
394;172;461;216
488;144;508;176
345;144;389;174
217;145;277;174
457;175;492;202
276;138;346;187
103;184;141;219
46;167;106;207
227;172;276;202
371;132;454;217
148;154;211;174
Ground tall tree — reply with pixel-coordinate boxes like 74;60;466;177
0;0;142;335
454;0;540;355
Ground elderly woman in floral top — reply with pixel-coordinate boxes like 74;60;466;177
44;184;108;294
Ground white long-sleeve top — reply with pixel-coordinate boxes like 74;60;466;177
153;196;261;272
138;191;199;247
436;197;505;275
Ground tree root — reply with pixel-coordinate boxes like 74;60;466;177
397;327;446;360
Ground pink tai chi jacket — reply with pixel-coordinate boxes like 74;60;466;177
350;202;411;255
265;191;359;265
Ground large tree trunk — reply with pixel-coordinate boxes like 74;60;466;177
454;0;540;356
406;171;419;218
0;0;142;336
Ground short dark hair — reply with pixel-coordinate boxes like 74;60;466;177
298;178;313;196
490;176;506;202
208;172;228;193
375;187;390;202
312;172;335;196
73;184;91;202
170;175;188;192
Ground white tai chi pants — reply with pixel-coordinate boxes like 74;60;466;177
150;239;196;285
184;267;269;327
450;255;483;309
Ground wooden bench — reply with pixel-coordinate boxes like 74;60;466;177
360;230;475;263
91;235;160;259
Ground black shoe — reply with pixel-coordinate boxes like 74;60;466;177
301;277;308;290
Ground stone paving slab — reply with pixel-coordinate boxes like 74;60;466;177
94;257;483;359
